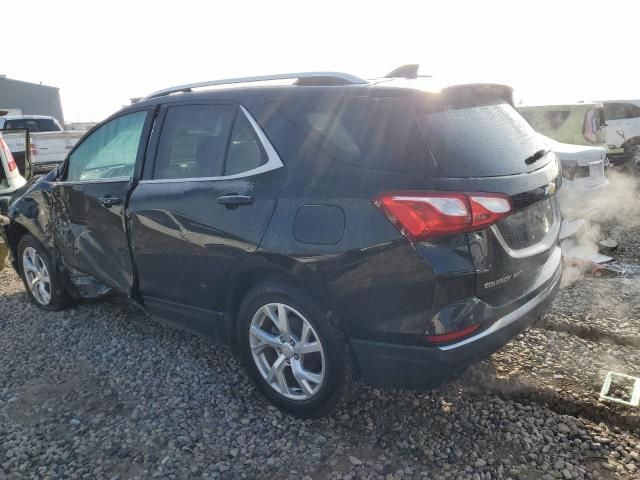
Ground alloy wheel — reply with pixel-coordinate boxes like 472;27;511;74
249;303;325;400
22;247;52;305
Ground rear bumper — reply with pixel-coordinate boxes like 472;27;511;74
350;253;562;390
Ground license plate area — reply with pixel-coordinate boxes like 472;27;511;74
497;197;556;250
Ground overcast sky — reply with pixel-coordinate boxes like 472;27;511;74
3;0;638;123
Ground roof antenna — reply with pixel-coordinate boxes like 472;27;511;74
385;64;421;79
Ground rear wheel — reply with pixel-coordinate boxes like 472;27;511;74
18;235;72;311
237;279;355;418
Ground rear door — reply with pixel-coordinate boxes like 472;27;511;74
51;109;152;293
127;101;285;334
415;88;562;305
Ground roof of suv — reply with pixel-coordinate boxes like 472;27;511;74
131;74;514;111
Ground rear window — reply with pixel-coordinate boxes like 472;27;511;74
2;118;61;132
417;94;549;177
276;95;429;173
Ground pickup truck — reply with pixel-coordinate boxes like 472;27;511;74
0;115;84;173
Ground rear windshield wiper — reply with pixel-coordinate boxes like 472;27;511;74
525;148;551;165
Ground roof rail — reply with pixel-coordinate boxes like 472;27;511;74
142;72;368;100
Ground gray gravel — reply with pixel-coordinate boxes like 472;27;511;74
2;239;640;479
542;277;640;344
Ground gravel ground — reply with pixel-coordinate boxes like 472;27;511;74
542;277;640;345
1;229;640;479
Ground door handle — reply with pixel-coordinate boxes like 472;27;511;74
216;194;254;208
99;196;122;208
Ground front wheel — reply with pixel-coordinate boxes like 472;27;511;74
237;279;355;418
18;235;72;311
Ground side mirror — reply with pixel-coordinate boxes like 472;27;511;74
55;161;65;181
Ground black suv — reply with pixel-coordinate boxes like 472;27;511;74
1;71;562;418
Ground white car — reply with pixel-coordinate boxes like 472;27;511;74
601;100;640;171
538;134;608;219
0;134;27;204
0;135;27;271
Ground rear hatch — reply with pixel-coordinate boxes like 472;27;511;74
272;85;561;308
414;86;561;305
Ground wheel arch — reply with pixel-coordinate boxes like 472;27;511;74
222;253;342;351
4;219;50;268
621;136;640;152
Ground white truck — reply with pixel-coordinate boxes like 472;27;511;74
601;100;640;175
0;115;84;173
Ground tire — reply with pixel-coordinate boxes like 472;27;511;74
237;279;355;418
626;144;640;178
18;234;72;311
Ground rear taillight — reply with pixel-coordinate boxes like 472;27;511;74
583;109;597;144
30;141;38;158
424;323;481;344
373;191;513;241
0;137;17;172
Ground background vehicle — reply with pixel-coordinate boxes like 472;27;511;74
0;114;83;173
0;135;26;271
600;100;640;174
537;134;608;219
518;102;607;147
1;72;562;418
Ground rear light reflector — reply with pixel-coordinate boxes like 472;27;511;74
0;137;17;172
424;323;481;344
374;191;513;241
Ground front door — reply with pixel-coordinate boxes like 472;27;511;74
52;110;151;293
127;102;285;335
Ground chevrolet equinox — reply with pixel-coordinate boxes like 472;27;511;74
1;70;562;418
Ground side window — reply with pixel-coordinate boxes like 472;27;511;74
604;103;625;120
224;112;268;175
603;103;640;120
66;111;147;182
153;104;235;179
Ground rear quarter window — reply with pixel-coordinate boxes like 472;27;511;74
275;95;430;174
